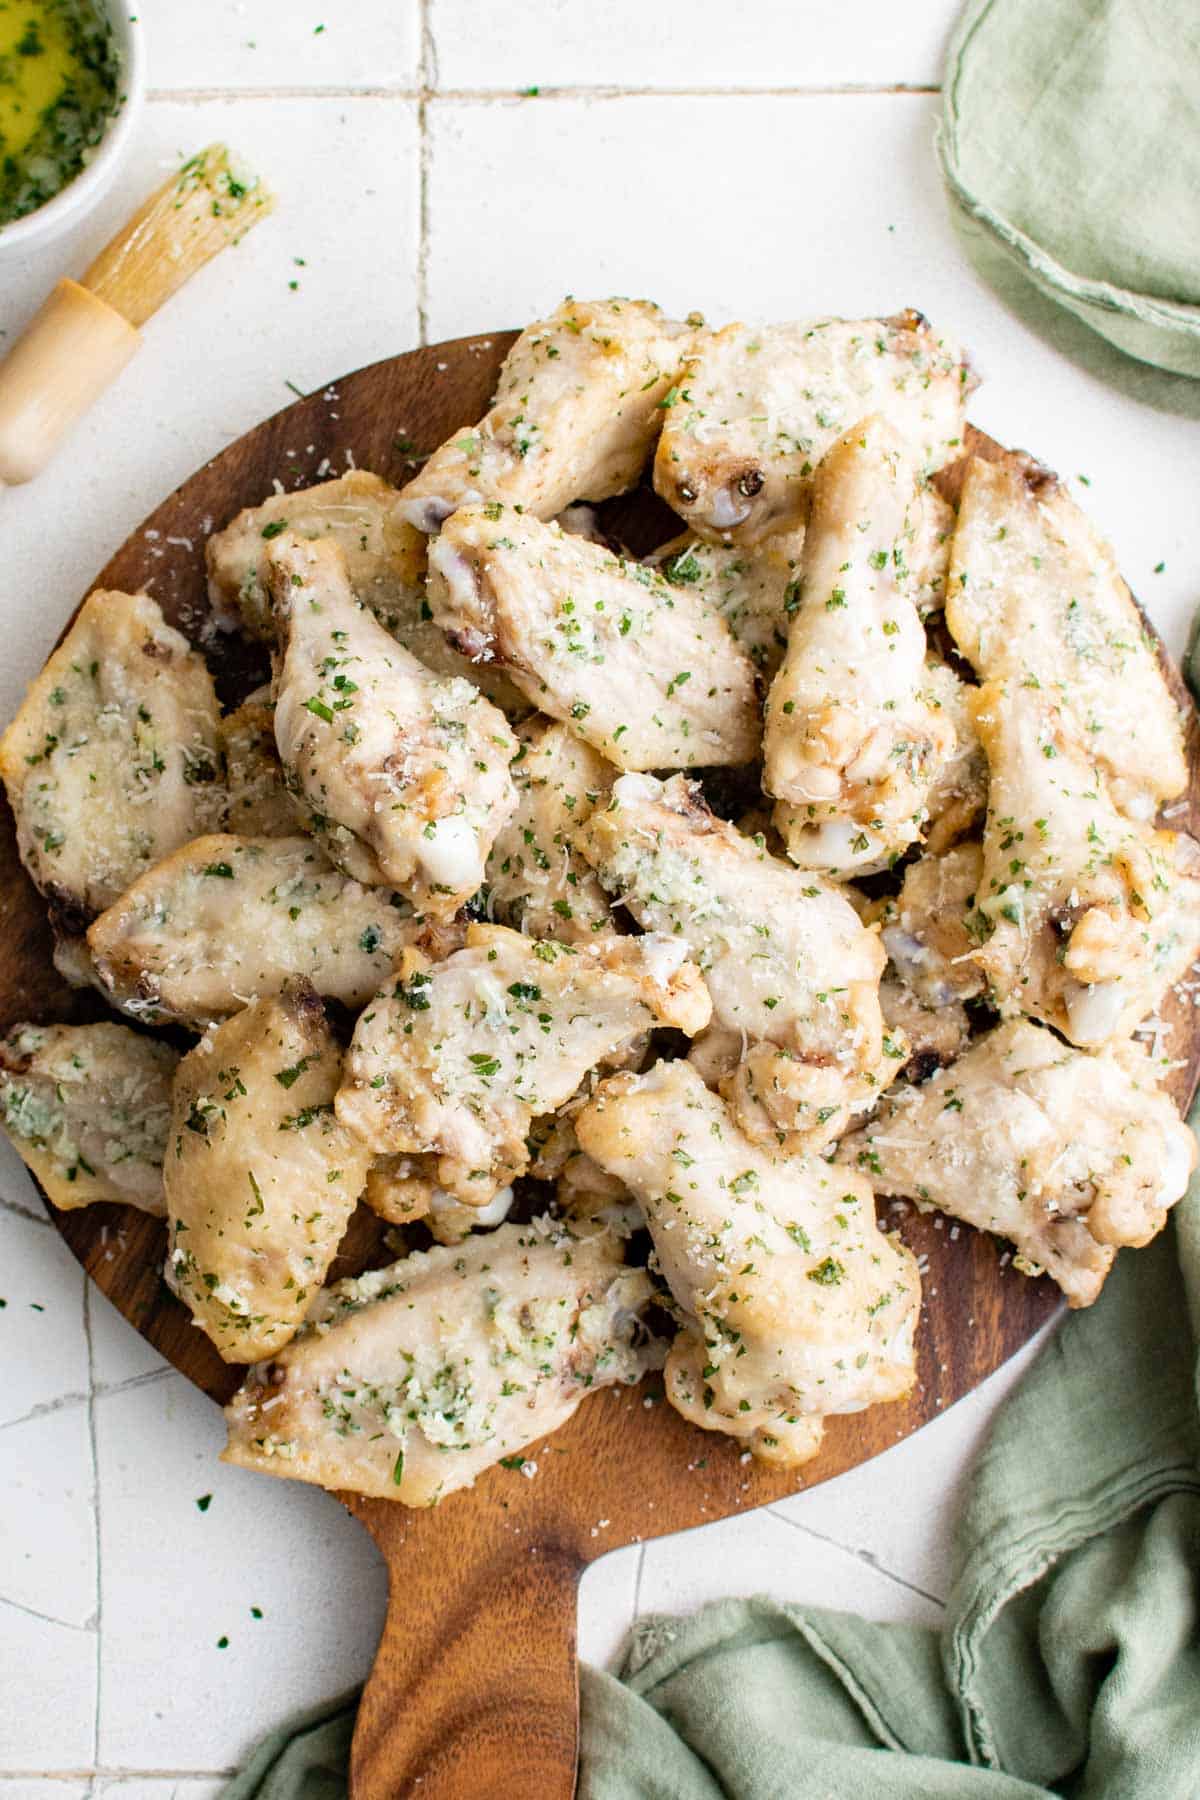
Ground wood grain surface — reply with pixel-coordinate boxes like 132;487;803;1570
2;333;1197;1800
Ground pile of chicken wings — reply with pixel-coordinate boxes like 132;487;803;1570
2;298;1196;1505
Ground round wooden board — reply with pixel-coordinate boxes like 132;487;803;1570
3;332;1199;1800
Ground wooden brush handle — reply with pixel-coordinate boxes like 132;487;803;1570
349;1494;582;1800
0;280;138;485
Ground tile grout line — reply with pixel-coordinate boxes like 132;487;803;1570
416;0;436;344
0;1191;51;1226
632;1540;647;1618
0;1768;239;1781
145;82;940;103
0;1366;174;1436
767;1507;946;1608
82;1282;103;1790
0;1593;95;1635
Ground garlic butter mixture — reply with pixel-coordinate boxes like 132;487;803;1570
0;0;121;224
2;296;1196;1507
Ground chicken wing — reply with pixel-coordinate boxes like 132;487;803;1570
971;681;1200;1045
483;718;615;941
0;1022;176;1215
219;690;294;837
575;1059;920;1466
427;505;759;769
222;1221;655;1505
577;772;890;1147
0;590;223;924
840;1020;1195;1306
165;982;371;1362
654;310;971;545
878;841;986;1008
335;922;711;1206
764;419;956;873
86;834;426;1027
208;469;523;708
653;528;806;679
397;298;692;533
946;456;1187;821
269;534;518;915
920;659;987;855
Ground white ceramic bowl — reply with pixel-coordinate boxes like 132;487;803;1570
0;3;145;258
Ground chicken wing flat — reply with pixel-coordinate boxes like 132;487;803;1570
764;419;956;873
840;1020;1195;1306
269;534;518;915
0;590;223;923
86;834;424;1027
222;1221;654;1504
335;921;711;1206
165;982;371;1362
878;841;986;1008
0;1022;176;1215
971;681;1200;1046
576;1060;920;1466
578;772;890;1147
946;456;1187;821
219;690;294;837
427;505;758;769
654;311;971;545
484;718;615;941
397;298;693;533
654;528;806;679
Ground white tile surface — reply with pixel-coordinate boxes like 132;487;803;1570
144;2;421;92
0;1206;89;1429
0;1402;96;1626
1;92;420;732
431;0;950;90
0;1601;96;1769
4;0;1195;1785
95;1374;386;1770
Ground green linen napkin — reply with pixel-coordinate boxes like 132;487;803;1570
221;1120;1200;1798
939;0;1200;383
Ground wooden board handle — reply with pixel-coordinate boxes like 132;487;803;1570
349;1495;583;1799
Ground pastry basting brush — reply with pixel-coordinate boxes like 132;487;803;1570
0;144;274;485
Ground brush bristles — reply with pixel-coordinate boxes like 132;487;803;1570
81;145;275;328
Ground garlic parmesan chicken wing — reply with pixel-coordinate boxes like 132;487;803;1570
578;772;891;1148
654;528;807;679
0;590;223;923
219;690;294;837
86;835;424;1027
764;419;956;874
920;660;988;854
971;681;1200;1046
840;1021;1195;1306
576;1060;920;1466
165;983;371;1363
222;1222;655;1505
0;1023;176;1215
207;469;521;707
427;506;758;770
397;297;692;533
946;456;1187;821
484;718;614;941
654;311;971;545
335;922;711;1208
268;534;517;915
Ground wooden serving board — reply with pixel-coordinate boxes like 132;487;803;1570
3;333;1199;1800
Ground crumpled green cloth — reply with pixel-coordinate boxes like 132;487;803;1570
939;0;1200;380
223;1120;1200;1799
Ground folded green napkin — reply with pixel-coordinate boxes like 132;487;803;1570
221;1110;1200;1799
939;0;1200;382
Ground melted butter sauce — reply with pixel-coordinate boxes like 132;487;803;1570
0;0;120;225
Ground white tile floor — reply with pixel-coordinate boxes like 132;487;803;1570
1;0;1194;1785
